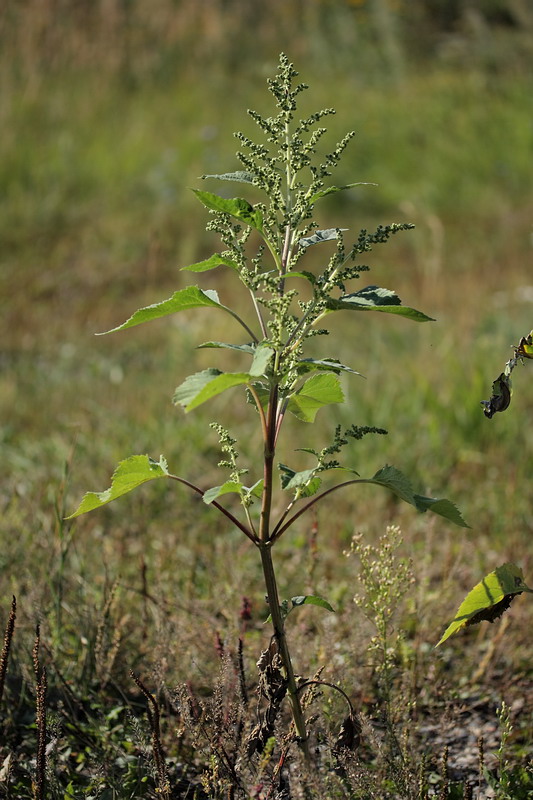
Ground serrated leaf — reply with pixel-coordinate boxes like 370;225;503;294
287;373;344;423
98;287;226;335
309;182;376;204
413;495;469;528
437;563;533;646
192;189;263;232
367;465;469;527
173;368;252;412
325;286;434;323
66;455;169;518
370;465;416;505
297;358;363;377
202;171;256;184
181;253;238;272
299;228;348;249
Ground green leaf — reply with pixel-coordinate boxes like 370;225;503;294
290;595;335;614
265;594;335;623
173;368;252;412
297;358;363;377
325;286;435;322
181;253;238;272
249;344;274;377
308;182;376;204
287;373;344;423
66;455;169;518
279;464;322;497
192;189;263;232
284;270;316;284
413;495;469;528
202;171;256;184
367;465;469;527
437;563;533;646
202;479;264;505
299;228;348;248
98;287;226;334
197;341;255;353
369;465;416;505
202;481;243;505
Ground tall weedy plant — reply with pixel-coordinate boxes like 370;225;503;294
68;55;467;748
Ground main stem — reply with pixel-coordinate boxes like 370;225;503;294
258;384;309;753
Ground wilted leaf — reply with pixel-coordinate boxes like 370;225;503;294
437;563;533;646
481;372;512;418
67;455;169;518
515;330;533;359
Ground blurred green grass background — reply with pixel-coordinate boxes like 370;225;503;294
1;0;533;685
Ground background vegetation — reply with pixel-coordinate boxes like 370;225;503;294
1;0;532;796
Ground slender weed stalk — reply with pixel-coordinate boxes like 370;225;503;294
0;596;16;709
130;670;170;798
32;625;47;800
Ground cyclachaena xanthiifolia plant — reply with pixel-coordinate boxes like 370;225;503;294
69;55;468;753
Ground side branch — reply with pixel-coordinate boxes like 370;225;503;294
167;474;258;543
271;479;362;540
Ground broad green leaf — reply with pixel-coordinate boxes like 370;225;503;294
266;594;335;623
367;465;469;527
66;455;169;518
98;287;225;335
279;464;322;497
308;182;376;204
181;253;238;272
325;286;434;323
287;373;344;423
249;344;274;377
299;228;348;249
173;368;252;412
202;171;256;184
246;382;270;412
202;481;243;505
192;189;263;232
291;595;335;613
437;563;533;646
202;479;264;505
297;358;363;377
